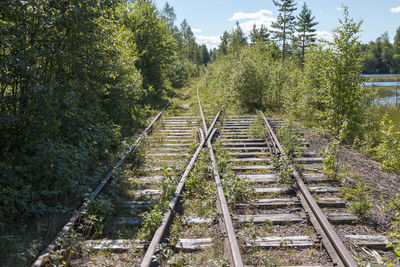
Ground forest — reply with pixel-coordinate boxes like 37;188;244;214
0;0;210;264
1;0;400;265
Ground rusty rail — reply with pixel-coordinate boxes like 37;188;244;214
140;111;222;267
197;86;243;266
32;99;174;267
260;112;357;267
197;85;208;134
207;128;244;267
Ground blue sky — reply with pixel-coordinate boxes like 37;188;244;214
154;0;400;49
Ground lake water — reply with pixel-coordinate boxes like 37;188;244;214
376;96;400;106
358;74;400;106
364;81;400;86
361;74;400;77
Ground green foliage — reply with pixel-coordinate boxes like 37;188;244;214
205;44;298;111
295;2;318;61
382;195;400;264
276;123;304;158
80;196;114;237
247;115;265;139
249;24;270;44
322;122;347;181
120;0;176;98
185;151;212;199
360;27;400;74
339;180;373;219
138;204;163;240
288;7;370;142
271;0;297;60
215;145;251;203
0;0;205;264
375;114;400;172
272;155;294;185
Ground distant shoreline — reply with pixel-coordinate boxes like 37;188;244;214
362;74;400;82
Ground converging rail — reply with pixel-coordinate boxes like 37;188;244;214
32;87;388;266
141;87;225;266
140;113;221;266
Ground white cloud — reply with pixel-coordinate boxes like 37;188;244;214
229;9;273;21
195;35;221;49
228;9;276;33
390;6;400;13
316;31;333;41
336;7;343;11
192;28;202;33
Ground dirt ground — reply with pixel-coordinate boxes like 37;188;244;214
301;126;400;231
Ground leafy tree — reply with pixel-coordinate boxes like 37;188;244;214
360;28;400;74
121;0;176;99
295;7;369;141
295;2;318;61
271;0;297;60
0;0;205;264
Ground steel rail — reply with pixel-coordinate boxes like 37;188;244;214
207;128;245;267
197;86;243;265
141;111;222;267
197;85;208;134
32;99;173;267
259;112;357;267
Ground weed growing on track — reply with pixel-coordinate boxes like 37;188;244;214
277;122;305;158
272;155;294;185
79;196;115;238
214;144;251;203
247;115;265;139
339;178;373;219
45;195;115;265
184;151;213;200
138;166;179;241
382;195;400;264
322;122;347;181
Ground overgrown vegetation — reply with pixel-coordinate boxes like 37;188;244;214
0;0;208;265
339;179;373;219
214;144;252;203
322;122;347;181
202;6;400;174
382;195;400;264
375;114;400;172
276;123;304;158
272;155;294;185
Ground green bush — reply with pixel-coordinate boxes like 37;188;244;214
277;123;304;158
376;114;400;172
340;180;373;219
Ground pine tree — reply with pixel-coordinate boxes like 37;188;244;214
394;26;400;54
250;24;270;44
229;21;248;51
162;2;176;26
219;31;229;55
295;2;318;61
271;0;297;60
201;44;210;65
180;19;197;63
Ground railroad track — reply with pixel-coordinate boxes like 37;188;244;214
34;88;389;266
